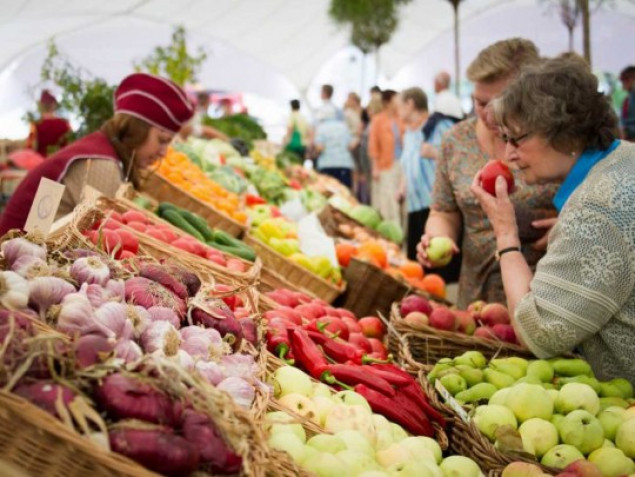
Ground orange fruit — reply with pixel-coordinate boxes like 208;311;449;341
421;274;446;299
357;241;387;268
355;251;381;268
336;242;357;267
399;261;424;280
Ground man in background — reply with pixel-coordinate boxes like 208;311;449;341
433;71;464;121
284;99;310;158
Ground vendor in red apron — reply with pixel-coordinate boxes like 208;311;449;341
0;73;194;236
25;90;73;157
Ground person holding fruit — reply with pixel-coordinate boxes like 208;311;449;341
417;38;558;309
471;54;635;383
0;73;193;236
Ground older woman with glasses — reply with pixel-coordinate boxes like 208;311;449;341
472;55;635;383
417;38;558;308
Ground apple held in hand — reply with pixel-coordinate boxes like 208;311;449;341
426;237;454;267
480;159;515;196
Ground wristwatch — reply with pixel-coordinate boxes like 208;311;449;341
495;246;521;261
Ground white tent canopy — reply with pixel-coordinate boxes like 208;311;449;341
1;0;634;139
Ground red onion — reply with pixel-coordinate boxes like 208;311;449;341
139;264;189;300
190;307;243;351
97;374;180;427
181;409;242;474
109;427;200;476
147;306;181;329
163;264;201;297
125;277;186;318
238;317;258;345
14;381;75;417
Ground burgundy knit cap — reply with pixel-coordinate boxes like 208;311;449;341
39;90;58;107
114;73;194;133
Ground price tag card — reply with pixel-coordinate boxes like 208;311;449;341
435;379;470;423
24;178;65;236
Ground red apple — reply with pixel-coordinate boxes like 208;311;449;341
492;324;517;344
467;300;486;320
315;316;349;341
358;316;385;339
368;338;388;360
454;310;476;335
403;311;429;330
292;291;313;305
480;303;510;326
334;308;356;320
341;316;362;334
480;159;515;196
473;326;497;340
348;333;372;353
400;295;433;317
428;307;457;331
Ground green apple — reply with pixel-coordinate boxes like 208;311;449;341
374;430;395;452
300;444;320;464
506;383;554;422
372;414;393;435
547;389;559;405
598;406;627;441
313;382;333;399
473;404;518;442
550;414;565;428
336;449;379;474
540;444;584;469
268;432;306;462
625;405;635;420
557;410;604;455
376;442;411;468
515;376;543;385
335;429;375;456
453;350;487;369
307;434;346;454
358;472;390;477
399;436;441;464
599;397;629;411
273;366;313;398
278;393;318;422
426;237;454;267
555;383;600;416
519;418;559;458
333;390;372;413
313;396;336;426
588;447;635;476
324;404;377;444
489;387;512;406
602;438;615;448
388;460;440;477
439;455;481;477
439;373;467;396
526;360;554;383
501;461;551;476
265;411;306;443
303;452;346;477
615;418;635;457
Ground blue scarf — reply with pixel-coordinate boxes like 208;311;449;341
553;139;620;212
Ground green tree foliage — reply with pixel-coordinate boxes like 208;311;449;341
35;40;115;138
328;0;412;53
135;25;207;86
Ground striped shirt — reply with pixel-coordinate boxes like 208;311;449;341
402;119;453;213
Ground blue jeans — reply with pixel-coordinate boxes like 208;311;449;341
320;168;352;189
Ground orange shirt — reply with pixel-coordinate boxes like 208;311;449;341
368;111;404;171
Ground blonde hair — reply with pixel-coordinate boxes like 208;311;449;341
101;113;151;188
366;97;383;116
467;38;540;84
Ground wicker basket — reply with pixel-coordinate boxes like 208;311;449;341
139;172;246;238
317;204;381;240
340;258;410;318
388;303;535;366
244;234;344;304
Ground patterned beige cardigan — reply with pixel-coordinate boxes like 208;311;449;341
515;141;635;384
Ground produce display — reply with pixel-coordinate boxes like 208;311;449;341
429;351;635;474
0;236;265;474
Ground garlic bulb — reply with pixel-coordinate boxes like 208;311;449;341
114;340;143;363
217;377;255;408
126;305;150;338
29;277;76;317
147;306;181;328
1;238;46;268
11;255;50;279
0;271;29;310
180;326;224;360
141;321;181;357
55;292;110;337
195;361;225;386
94;302;134;340
70;257;110;286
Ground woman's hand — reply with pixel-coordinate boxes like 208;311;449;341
416;233;460;268
470;171;520;249
531;217;557;251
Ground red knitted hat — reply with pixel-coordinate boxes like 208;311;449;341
114;73;194;133
39;90;58;107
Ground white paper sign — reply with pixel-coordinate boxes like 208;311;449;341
435;379;470;423
24;178;66;236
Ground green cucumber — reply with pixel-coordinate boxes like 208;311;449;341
162;209;206;242
212;229;242;247
207;241;256;262
179;209;214;242
157;202;180;217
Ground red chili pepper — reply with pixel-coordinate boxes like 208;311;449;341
266;321;294;364
246;194;266;206
288;328;329;379
402;382;446;428
307;331;363;364
368;363;413;380
354;384;434;437
322;364;395;397
365;365;413;387
392;391;436;436
270;206;282;218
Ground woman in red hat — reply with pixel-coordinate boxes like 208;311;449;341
25;90;73;157
0;73;194;235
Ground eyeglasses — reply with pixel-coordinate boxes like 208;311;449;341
501;132;530;148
